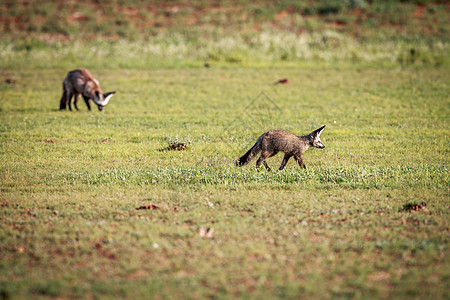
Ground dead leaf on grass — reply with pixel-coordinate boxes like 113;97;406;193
274;78;289;85
136;204;162;210
199;227;214;238
41;138;56;143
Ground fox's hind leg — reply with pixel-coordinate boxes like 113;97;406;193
279;154;292;171
66;91;74;111
294;155;306;169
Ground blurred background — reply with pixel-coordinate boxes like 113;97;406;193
0;0;448;68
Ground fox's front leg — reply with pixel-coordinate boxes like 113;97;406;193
256;152;271;171
82;95;92;111
279;154;292;171
295;155;306;169
73;94;80;111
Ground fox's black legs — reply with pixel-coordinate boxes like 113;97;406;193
255;153;307;171
294;155;306;169
73;94;79;111
82;95;92;111
279;154;292;170
66;91;73;111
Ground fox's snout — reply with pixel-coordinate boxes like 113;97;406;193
315;141;325;149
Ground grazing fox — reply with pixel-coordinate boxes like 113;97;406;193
59;68;115;111
236;125;326;171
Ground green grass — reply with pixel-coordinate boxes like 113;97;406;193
0;1;449;298
0;32;448;70
0;66;449;299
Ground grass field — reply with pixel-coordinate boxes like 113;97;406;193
1;1;450;299
1;66;448;299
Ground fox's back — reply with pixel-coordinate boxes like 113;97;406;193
64;69;99;94
260;130;308;155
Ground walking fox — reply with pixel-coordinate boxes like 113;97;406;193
59;68;115;111
236;125;326;171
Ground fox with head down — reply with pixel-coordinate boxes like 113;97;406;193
59;68;115;111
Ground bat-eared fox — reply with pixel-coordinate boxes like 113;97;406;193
236;125;326;171
59;68;115;111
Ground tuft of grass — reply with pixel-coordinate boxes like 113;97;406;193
400;201;428;212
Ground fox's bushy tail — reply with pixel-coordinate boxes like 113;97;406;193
59;89;67;110
236;140;261;167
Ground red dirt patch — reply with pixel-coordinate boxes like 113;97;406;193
69;12;88;22
41;138;56;143
414;5;426;18
275;10;290;21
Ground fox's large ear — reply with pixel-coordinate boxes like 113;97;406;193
102;91;115;104
312;125;326;137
